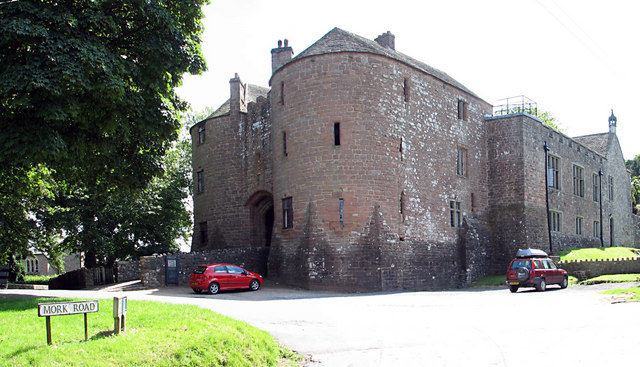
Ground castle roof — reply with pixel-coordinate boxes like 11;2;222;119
572;132;611;157
206;84;270;119
288;27;480;98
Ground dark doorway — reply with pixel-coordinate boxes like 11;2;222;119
264;206;274;247
246;191;274;248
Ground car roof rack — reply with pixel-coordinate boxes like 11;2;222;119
516;248;548;258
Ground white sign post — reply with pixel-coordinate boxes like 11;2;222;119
38;300;99;345
113;296;127;334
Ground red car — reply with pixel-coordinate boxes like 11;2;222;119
505;249;568;293
190;264;263;294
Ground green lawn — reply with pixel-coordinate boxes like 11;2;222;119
558;247;639;261
0;297;301;367
579;273;640;285
15;275;57;285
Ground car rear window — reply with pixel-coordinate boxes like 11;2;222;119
510;260;531;270
193;266;207;274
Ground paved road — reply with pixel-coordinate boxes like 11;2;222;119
3;282;639;366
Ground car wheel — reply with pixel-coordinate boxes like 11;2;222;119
208;282;220;295
509;285;519;293
516;267;530;282
560;276;568;289
249;279;260;291
536;278;546;292
192;288;202;294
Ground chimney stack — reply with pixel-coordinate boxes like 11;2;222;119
271;39;293;74
229;73;247;115
374;31;395;50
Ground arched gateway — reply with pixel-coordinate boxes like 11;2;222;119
246;191;274;248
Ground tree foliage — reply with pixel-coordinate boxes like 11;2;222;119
1;0;207;188
626;154;640;178
537;110;563;132
0;1;208;264
626;154;640;214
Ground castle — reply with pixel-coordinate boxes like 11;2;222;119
190;28;639;291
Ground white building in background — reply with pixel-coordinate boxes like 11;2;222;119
23;251;83;276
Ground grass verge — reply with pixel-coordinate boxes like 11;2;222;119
579;273;640;285
602;287;640;301
468;275;505;287
469;275;579;287
559;247;639;261
0;297;302;367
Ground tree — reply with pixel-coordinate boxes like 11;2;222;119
537;110;563;132
631;176;640;214
0;0;208;186
0;1;209;261
626;154;640;178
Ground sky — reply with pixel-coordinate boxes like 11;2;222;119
176;0;640;160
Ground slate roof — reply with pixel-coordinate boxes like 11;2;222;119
207;84;270;119
285;27;479;98
572;133;611;157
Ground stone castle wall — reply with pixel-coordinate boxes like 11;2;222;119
140;248;269;289
559;257;640;280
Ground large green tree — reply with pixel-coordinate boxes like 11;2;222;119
0;0;208;263
626;154;640;213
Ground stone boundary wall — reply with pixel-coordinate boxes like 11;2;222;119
558;257;640;280
116;260;141;282
140;247;269;289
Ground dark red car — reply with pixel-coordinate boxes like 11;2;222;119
190;264;263;294
506;249;568;293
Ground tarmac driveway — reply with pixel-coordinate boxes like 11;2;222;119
3;281;640;366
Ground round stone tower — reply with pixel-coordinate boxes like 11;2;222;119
266;28;492;291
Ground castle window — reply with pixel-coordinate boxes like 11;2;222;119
199;222;208;244
572;164;584;197
609;217;614;245
593;220;600;238
449;200;461;227
471;192;475;212
456;147;467;176
592;173;600;202
457;100;468;121
26;258;38;274
334;122;341;146
280;81;285;105
550;211;561;232
608;175;614;200
403;78;410;102
282;197;293;229
400;191;406;222
339;198;344;225
196;170;204;194
547;155;560;189
400;137;404;161
198;124;206;144
283;132;288;157
575;216;583;235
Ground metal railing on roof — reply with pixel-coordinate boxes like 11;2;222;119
493;95;538;117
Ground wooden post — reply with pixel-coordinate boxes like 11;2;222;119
84;313;88;341
46;316;52;345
